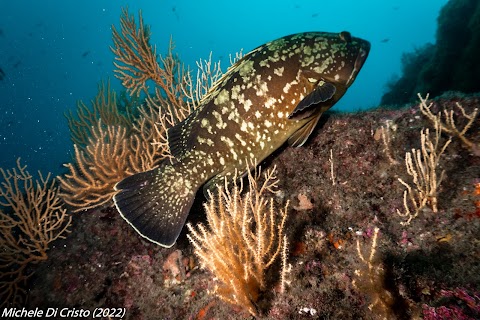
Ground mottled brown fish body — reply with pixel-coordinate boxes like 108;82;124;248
114;32;370;247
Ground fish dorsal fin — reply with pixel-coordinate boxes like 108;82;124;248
288;111;323;147
167;109;199;160
288;80;336;120
168;121;187;159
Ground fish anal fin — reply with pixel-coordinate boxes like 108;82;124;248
288;112;323;147
203;170;235;198
202;167;251;198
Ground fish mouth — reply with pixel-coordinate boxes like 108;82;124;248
346;41;370;87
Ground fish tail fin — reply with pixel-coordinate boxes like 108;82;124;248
113;162;199;247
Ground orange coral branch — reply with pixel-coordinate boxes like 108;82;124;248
111;7;188;113
418;93;479;151
59;118;166;211
0;158;71;307
187;165;289;316
65;80;134;146
59;122;133;211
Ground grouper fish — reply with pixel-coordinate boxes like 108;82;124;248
114;31;370;247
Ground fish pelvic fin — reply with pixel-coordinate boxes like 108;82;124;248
288;111;324;147
113;162;199;247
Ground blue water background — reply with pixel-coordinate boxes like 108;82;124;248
0;0;448;177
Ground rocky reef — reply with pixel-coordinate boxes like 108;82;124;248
26;94;480;319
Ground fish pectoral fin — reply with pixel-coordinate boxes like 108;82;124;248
288;112;323;147
113;162;198;247
288;80;336;120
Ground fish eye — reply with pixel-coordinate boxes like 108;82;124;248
339;31;352;43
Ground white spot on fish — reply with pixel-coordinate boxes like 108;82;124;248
274;67;284;76
221;136;234;147
235;133;247;146
212;111;225;129
244;99;252;112
214;89;229;105
265;97;276;109
239;60;254;77
230;148;238;160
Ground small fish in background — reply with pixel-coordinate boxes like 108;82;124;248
81;51;90;58
114;31;370;247
12;61;21;68
380;38;390;43
171;6;180;21
311;13;319;18
0;68;5;80
0;29;4;37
